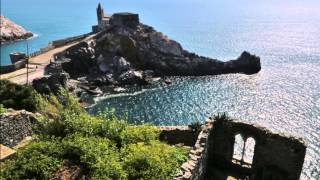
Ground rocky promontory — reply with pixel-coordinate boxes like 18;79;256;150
36;13;261;96
0;16;33;44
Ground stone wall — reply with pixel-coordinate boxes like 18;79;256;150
0;110;36;147
207;119;307;180
0;59;26;74
110;13;139;28
159;121;214;180
28;33;90;58
51;33;90;48
159;126;200;147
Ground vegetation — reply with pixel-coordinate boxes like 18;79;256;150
188;121;202;132
0;82;188;180
0;104;7;114
122;141;188;180
0;80;38;112
214;112;232;122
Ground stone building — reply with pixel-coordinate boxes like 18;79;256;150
92;3;140;33
92;3;111;32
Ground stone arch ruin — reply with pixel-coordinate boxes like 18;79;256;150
207;119;306;180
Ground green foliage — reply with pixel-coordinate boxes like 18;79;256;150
60;110;126;144
213;112;232;122
0;104;7;114
34;93;62;118
121;141;188;180
0;80;38;112
188;121;202;132
120;125;160;146
62;134;127;180
1;139;63;180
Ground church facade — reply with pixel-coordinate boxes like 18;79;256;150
92;3;111;33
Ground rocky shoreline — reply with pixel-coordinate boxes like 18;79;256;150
32;13;261;101
0;16;33;44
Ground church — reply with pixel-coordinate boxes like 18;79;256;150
92;3;111;32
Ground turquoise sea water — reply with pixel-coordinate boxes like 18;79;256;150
2;0;320;179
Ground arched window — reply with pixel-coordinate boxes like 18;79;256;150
244;137;256;164
232;135;256;167
232;134;245;161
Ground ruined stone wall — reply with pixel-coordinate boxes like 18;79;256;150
253;133;306;180
0;110;36;147
170;121;214;180
207;120;307;180
159;126;200;147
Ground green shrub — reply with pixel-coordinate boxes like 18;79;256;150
121;141;188;180
60;110;127;144
0;80;38;112
120;125;160;146
34;93;62;119
1;140;63;180
0;104;7;114
62;134;127;179
188;121;202;133
213;112;232;122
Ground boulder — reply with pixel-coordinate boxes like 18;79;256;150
87;73;116;86
118;70;147;85
112;56;131;74
65;42;96;76
32;73;70;95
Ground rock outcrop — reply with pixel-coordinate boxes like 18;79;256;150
0;16;33;44
32;73;70;95
44;13;261;96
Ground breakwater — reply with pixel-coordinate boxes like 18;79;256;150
28;33;91;58
0;33;91;75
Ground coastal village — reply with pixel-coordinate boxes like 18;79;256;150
0;3;307;180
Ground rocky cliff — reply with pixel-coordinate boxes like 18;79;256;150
0;16;33;44
37;13;261;96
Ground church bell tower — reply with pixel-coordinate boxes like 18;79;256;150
97;3;104;25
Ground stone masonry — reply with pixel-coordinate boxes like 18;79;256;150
0;110;36;147
160;118;307;180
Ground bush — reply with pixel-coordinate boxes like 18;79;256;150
121;141;188;180
62;134;127;179
1;139;63;180
213;112;232;122
0;104;7;114
34;93;62;119
0;80;38;112
120;124;160;146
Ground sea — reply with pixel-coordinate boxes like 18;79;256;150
1;0;320;179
